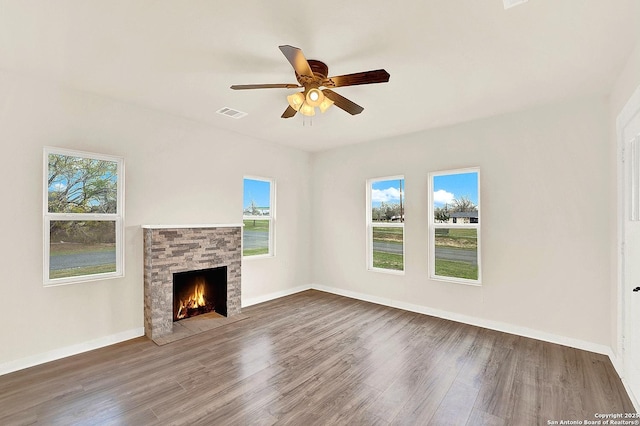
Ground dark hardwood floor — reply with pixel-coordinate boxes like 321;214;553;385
0;290;635;425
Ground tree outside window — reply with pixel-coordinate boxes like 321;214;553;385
44;147;124;285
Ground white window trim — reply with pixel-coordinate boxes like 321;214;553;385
43;147;125;286
366;175;405;274
242;176;275;259
428;167;481;286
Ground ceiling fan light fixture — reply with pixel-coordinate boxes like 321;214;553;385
319;96;334;113
299;103;316;116
306;88;324;107
287;92;305;111
289;89;329;116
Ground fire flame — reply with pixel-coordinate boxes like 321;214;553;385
176;277;207;319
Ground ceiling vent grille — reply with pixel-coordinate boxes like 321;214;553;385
216;107;248;119
503;0;528;9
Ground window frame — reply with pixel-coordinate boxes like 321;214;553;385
43;147;125;286
242;176;275;258
428;167;481;285
366;175;405;274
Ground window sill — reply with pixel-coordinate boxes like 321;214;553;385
243;254;274;260
430;275;481;286
368;267;405;276
44;271;124;287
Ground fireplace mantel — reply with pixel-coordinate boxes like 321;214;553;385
142;223;243;229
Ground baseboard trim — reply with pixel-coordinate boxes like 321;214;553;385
612;355;640;412
621;378;640;412
310;284;613;356
607;351;638;411
242;284;312;308
0;327;144;376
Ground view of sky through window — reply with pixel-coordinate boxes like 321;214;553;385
433;172;478;207
371;179;404;209
48;154;118;214
243;178;271;211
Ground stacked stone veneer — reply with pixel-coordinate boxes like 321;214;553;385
143;226;242;340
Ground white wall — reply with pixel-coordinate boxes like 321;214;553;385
611;42;640;118
0;71;311;370
311;96;614;348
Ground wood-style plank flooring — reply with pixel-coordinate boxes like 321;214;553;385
0;290;635;425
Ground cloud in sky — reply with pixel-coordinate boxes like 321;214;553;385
434;189;455;205
372;187;400;203
51;182;67;191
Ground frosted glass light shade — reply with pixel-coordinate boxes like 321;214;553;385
287;92;305;111
299;103;315;116
319;97;334;113
306;88;324;107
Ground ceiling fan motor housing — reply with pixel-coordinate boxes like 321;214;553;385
296;59;329;88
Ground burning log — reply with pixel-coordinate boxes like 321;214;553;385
174;276;216;321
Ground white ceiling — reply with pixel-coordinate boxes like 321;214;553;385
0;0;638;151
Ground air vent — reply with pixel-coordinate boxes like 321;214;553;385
216;107;247;119
503;0;528;9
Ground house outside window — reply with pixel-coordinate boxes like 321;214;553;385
429;168;481;284
44;147;124;286
367;176;405;273
243;177;274;257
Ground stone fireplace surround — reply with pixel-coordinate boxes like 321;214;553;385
143;224;242;343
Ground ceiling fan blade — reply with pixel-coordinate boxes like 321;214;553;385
281;105;297;119
323;69;390;88
230;83;301;90
279;45;314;78
323;89;364;115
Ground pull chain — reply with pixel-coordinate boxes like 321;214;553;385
303;115;313;127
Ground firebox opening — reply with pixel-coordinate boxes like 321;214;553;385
172;266;227;322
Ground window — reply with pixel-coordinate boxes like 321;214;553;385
243;177;274;257
44;147;124;285
367;176;405;273
429;168;480;284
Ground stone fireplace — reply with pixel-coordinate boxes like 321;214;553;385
143;225;242;343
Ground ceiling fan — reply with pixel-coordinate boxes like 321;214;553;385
230;45;390;118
